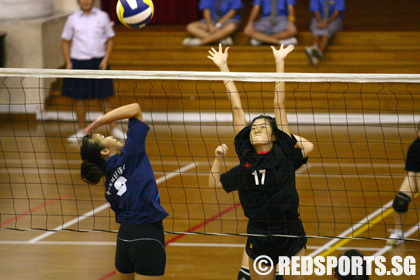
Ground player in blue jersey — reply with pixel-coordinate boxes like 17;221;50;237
208;44;313;280
80;103;168;280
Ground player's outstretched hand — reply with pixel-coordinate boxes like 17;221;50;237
271;44;295;60
83;115;104;134
207;43;229;68
215;144;228;159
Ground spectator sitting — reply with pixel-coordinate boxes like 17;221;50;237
305;0;345;66
244;0;298;46
183;0;243;46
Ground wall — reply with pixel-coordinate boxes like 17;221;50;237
53;0;101;12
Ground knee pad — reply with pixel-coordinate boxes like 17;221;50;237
238;267;250;280
392;192;411;213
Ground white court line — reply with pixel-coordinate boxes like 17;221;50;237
24;110;420;125
27;162;197;244
373;222;420;257
0;240;384;252
0;159;200;166
1;169;406;178
308;199;394;257
0;159;405;169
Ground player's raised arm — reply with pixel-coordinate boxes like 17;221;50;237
271;44;295;137
208;44;246;134
294;135;314;159
84;103;142;134
209;144;229;189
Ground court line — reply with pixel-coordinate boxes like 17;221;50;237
164;203;241;245
308;199;394;257
27;162;197;244
0;194;66;227
1;158;406;169
2;169;406;179
373;222;420;257
97;202;242;280
312;193;420;258
0;240;387;252
25;109;420;125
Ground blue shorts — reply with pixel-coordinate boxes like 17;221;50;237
199;18;240;28
310;17;343;38
254;16;290;35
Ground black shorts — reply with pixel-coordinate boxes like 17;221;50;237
115;221;166;276
245;222;307;265
405;138;420;172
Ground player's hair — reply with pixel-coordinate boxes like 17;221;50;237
335;249;369;280
251;115;277;131
80;135;106;185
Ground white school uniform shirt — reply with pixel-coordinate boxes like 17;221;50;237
62;7;115;60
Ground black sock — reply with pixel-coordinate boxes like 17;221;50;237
275;271;284;280
238;267;251;280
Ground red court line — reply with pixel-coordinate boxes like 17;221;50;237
96;271;115;280
97;202;241;280
165;203;241;245
0;195;67;227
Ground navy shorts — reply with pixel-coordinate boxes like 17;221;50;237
405;138;420;172
115;222;166;276
61;57;114;100
245;222;307;265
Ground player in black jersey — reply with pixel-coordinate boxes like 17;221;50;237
208;44;313;280
387;130;420;246
80;103;168;280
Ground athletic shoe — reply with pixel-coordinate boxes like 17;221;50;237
279;36;298;46
182;37;202;46
250;38;262;46
387;229;404;246
220;36;234;46
305;46;319;66
112;127;127;140
67;129;86;144
311;45;323;59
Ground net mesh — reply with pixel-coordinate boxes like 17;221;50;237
1;69;420;242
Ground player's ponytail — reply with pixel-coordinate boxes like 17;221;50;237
80;135;106;185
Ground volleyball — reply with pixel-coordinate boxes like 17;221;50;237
116;0;154;28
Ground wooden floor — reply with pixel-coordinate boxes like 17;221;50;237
2;24;420;280
0;111;419;279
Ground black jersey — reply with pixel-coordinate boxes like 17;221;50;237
405;137;420;172
220;125;307;231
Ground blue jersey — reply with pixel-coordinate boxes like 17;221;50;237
103;118;169;224
309;0;345;19
199;0;243;21
253;0;295;17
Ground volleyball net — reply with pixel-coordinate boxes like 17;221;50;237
1;68;420;243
